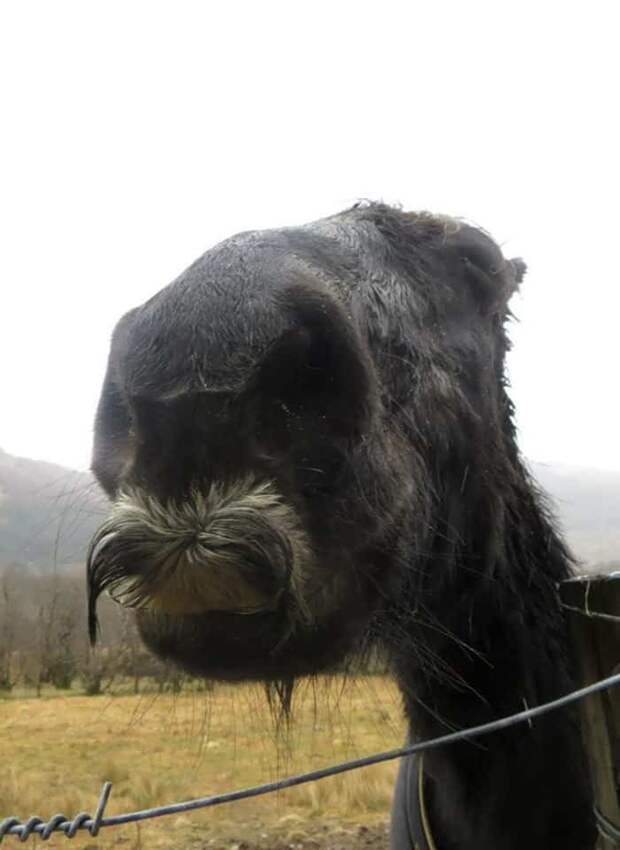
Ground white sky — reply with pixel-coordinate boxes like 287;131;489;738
1;1;618;472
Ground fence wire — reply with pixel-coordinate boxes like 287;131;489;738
2;670;620;843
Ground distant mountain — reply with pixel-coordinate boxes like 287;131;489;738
0;448;106;570
530;461;620;570
0;448;618;571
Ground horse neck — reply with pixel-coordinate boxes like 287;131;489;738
386;476;595;849
395;622;593;849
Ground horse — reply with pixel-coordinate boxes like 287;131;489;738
88;203;595;849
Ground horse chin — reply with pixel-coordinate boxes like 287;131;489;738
134;603;362;682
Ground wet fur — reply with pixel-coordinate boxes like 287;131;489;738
89;204;595;849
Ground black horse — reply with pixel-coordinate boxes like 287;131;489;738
88;204;594;849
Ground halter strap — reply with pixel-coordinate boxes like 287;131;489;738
417;755;439;850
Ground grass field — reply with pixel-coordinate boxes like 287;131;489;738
0;676;404;849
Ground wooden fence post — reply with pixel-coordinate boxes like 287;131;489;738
560;573;620;849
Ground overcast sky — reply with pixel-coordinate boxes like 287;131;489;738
1;1;618;472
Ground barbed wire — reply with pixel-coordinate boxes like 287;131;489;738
2;670;619;843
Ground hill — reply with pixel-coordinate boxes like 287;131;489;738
0;447;106;570
530;461;620;570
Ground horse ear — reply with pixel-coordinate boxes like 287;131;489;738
447;224;525;315
510;257;527;287
490;255;526;313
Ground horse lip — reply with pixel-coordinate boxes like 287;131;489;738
114;565;289;617
141;587;286;617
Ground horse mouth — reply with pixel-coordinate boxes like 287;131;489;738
87;528;291;640
86;482;374;681
87;494;295;641
103;557;286;617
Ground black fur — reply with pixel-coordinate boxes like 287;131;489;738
90;204;595;849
